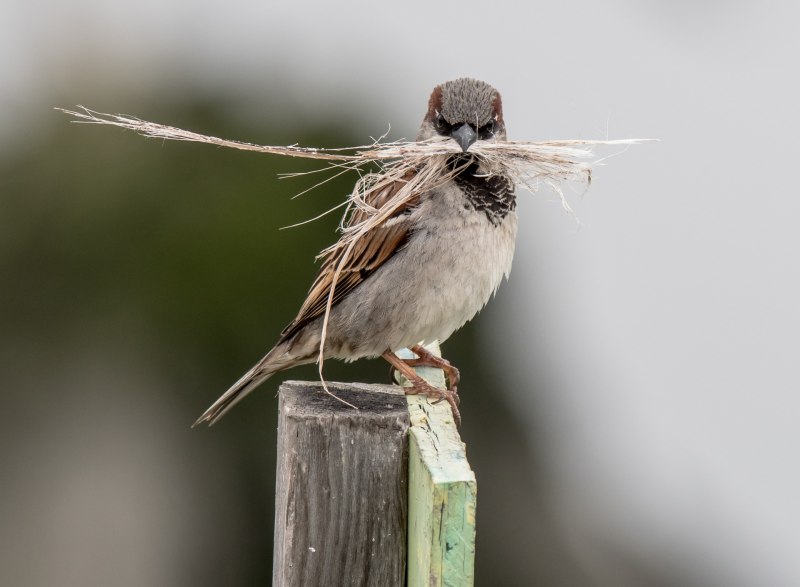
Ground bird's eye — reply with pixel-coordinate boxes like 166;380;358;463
433;111;453;135
478;120;495;140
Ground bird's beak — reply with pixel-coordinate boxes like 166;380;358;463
451;123;478;152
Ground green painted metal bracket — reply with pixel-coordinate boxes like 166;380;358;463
396;343;477;587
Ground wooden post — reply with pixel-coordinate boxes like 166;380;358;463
397;345;477;587
273;381;410;587
273;343;476;586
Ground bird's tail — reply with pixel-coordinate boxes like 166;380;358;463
192;341;305;427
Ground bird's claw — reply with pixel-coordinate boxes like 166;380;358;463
404;380;462;427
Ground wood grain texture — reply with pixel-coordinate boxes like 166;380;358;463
406;397;476;587
273;381;410;587
397;344;477;587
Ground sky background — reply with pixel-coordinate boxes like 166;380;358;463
2;1;799;586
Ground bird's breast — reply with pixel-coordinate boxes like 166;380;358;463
322;177;518;358
396;179;518;345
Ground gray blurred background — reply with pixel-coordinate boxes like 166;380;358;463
3;1;799;586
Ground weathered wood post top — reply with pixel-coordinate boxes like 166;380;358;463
273;343;476;587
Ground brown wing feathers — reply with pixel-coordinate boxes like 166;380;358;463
280;172;419;338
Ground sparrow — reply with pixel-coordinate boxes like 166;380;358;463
193;78;517;427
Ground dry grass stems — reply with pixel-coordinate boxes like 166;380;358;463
58;106;652;404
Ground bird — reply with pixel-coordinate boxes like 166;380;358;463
193;77;517;427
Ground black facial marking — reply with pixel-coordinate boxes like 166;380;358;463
434;112;453;135
435;115;497;144
477;119;495;140
450;157;516;224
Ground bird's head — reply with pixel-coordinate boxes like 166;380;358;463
418;78;506;151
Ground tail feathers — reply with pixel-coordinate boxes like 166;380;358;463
193;342;303;427
191;368;272;427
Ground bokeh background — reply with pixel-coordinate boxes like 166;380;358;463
3;1;799;585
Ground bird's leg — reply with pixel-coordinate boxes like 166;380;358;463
407;344;460;393
382;350;462;427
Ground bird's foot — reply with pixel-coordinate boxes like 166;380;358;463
403;376;462;427
407;343;461;394
382;349;462;426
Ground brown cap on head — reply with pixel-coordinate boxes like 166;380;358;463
426;78;503;126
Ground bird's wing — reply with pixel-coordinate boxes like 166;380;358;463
280;170;420;339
